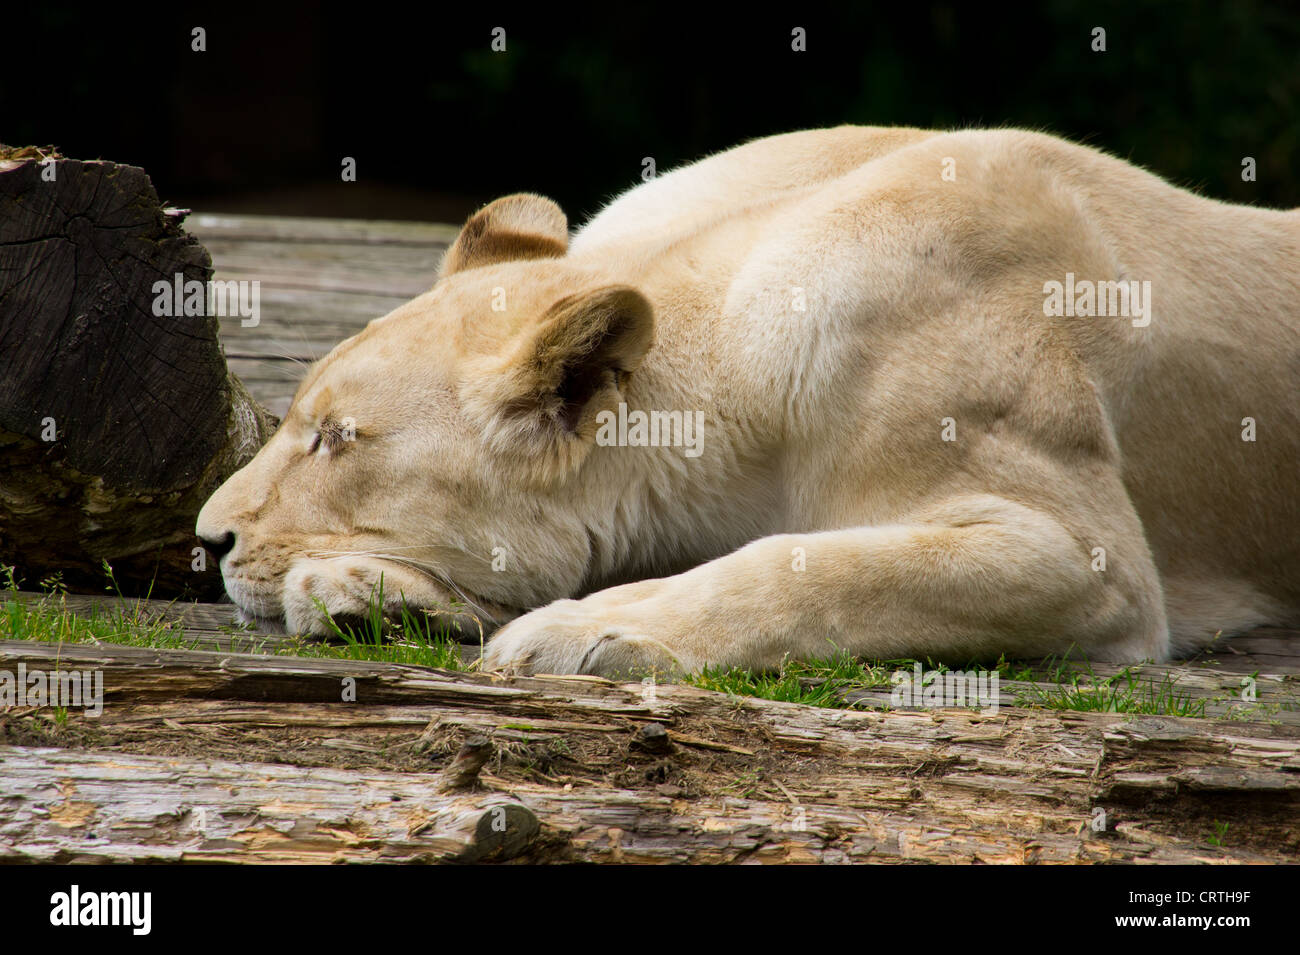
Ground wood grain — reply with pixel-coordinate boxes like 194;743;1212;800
0;636;1296;863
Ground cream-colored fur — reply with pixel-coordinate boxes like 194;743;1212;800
196;126;1299;677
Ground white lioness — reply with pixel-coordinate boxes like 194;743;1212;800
197;126;1299;677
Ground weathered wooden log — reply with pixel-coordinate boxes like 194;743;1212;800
0;639;1296;863
0;146;276;599
0;746;542;864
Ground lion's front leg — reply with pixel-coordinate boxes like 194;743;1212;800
482;494;1169;678
481;552;833;678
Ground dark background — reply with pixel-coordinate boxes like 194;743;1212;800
3;2;1298;225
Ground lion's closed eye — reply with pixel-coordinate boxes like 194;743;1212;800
315;414;357;454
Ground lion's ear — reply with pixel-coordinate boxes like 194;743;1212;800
438;193;568;277
463;285;654;449
526;286;654;433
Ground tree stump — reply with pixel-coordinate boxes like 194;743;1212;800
0;147;276;598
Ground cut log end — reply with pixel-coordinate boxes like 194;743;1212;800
0;151;276;599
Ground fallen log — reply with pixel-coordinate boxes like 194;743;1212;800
0;639;1296;862
0;146;276;599
0;745;543;864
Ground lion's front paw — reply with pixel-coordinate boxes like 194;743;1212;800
481;600;686;678
282;559;376;635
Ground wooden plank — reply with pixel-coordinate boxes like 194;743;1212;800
12;591;245;632
6;591;305;653
837;642;1300;722
182;213;456;415
225;357;306;388
216;286;416;327
186;213;460;246
842;674;1300;726
201;237;443;285
1191;629;1300;674
204;264;430;299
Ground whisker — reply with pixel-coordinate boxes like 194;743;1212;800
311;544;495;568
227;357;309;381
282;324;322;364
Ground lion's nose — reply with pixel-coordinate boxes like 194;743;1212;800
199;531;236;561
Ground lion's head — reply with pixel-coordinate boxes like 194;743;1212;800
196;194;654;636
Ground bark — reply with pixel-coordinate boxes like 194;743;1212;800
0;148;276;598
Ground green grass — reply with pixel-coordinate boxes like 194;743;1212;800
1012;656;1208;717
686;649;899;708
684;646;1224;717
1207;820;1230;848
306;579;469;670
686;649;1014;710
1;564;470;671
2;563;191;649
